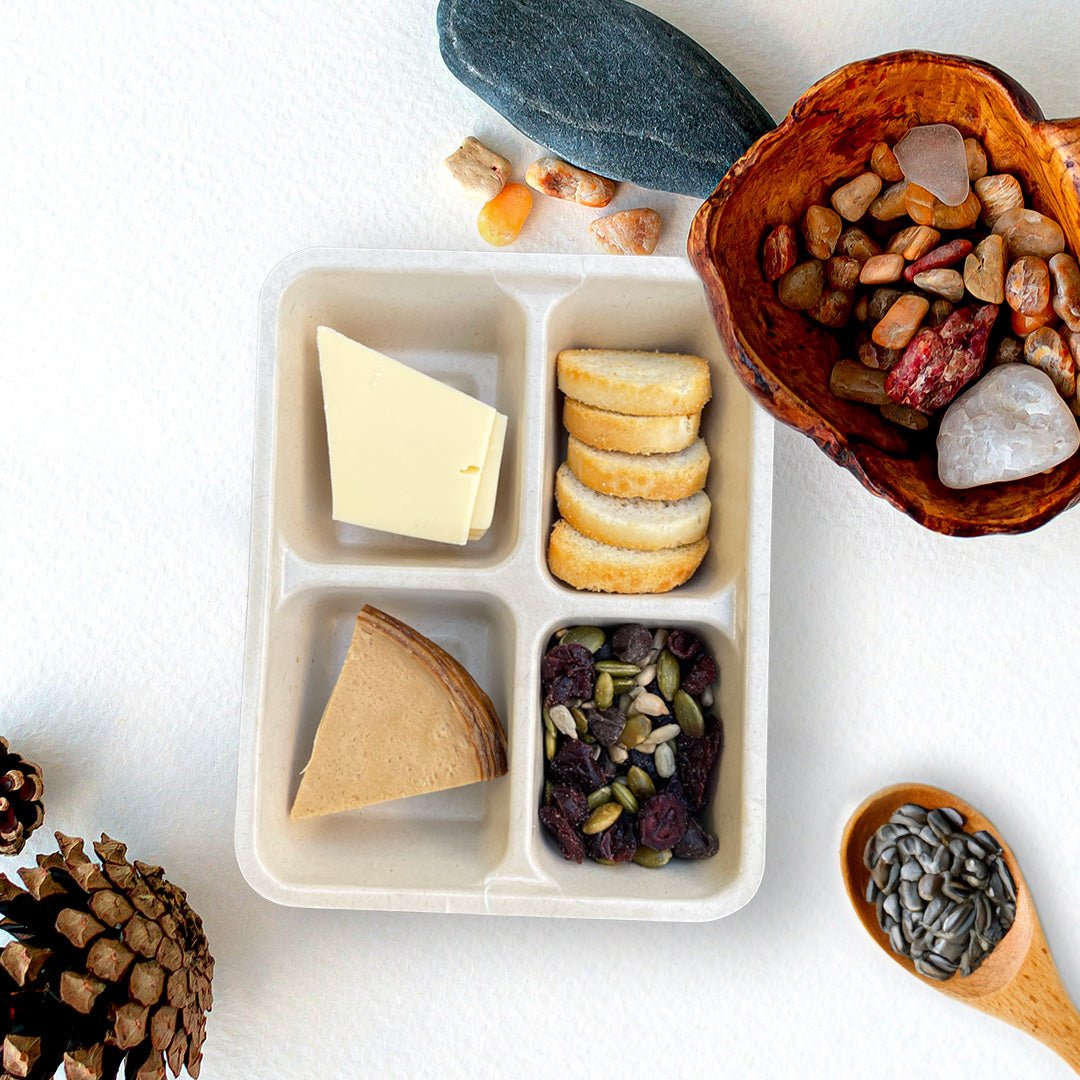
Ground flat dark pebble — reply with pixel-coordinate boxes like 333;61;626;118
437;0;775;198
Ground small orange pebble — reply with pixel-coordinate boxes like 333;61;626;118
589;208;661;255
477;183;533;247
1010;305;1056;337
525;157;615;207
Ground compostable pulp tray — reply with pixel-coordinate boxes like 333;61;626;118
236;248;773;921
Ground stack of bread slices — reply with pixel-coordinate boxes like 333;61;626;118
547;349;714;593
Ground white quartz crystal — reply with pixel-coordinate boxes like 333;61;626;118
937;364;1080;489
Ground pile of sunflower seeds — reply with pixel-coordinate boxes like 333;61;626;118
864;804;1017;981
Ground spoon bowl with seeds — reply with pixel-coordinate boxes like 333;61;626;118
841;782;1080;1072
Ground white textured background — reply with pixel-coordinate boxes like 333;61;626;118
3;1;1079;1076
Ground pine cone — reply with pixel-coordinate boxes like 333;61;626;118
0;832;213;1079
0;739;45;857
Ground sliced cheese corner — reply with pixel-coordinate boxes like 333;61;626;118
469;412;507;540
317;327;496;545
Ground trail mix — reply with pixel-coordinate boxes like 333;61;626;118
763;123;1080;456
538;624;722;867
443;135;660;254
864;804;1017;981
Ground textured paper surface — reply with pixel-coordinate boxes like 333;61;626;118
2;1;1079;1077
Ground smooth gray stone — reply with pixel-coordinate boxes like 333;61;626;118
437;0;774;198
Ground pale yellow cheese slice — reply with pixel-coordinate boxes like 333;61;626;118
317;327;496;545
468;412;507;540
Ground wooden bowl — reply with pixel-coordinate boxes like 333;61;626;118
688;50;1080;536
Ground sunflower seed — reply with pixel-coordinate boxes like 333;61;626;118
918;873;942;901
866;878;880;903
897;835;921;859
884;892;901;921
922;895;946;927
973;830;1002;855
879;845;897;865
949;837;967;858
700;685;714;708
590;745;601;760
652;628;668;651
998;861;1017;901
608;744;628;765
649;723;681;744
630;692;669;718
634;664;657;687
899;881;924;912
654;742;675;778
634;740;657;754
872;860;892;890
549;704;578;739
901;860;923;881
889;924;906;955
628;685;646;701
879;824;906;844
898;803;929;823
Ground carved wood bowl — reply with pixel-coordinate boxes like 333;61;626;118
688;50;1080;536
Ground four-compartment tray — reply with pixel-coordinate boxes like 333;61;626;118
236;248;773;921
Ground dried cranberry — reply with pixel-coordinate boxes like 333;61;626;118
588;707;626;747
681;652;718;697
637;792;689;851
539;806;585;863
586;813;637;863
544;668;595;707
541;642;593;684
666;630;701;660
611;624;652;664
551;784;588;827
550;739;606;791
673;817;719;860
677;716;724;812
627;748;658;780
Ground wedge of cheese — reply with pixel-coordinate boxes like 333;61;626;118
290;606;508;819
469;412;507;540
318;327;506;545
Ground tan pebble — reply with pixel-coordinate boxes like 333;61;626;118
831;172;882;222
907;184;981;229
1005;256;1052;315
826;255;861;291
870;141;904;182
869;180;910;221
526;157;615;207
1024;326;1077;398
872;294;930;349
990;336;1024;367
1049;252;1080;332
589;208;661;255
443;136;511;201
964;138;988;181
860;253;905;285
1068;331;1080;369
777;260;825;310
808;287;853;328
928;299;955;327
1010;305;1055;337
974;174;1025;229
802;205;842;259
854;294;870;322
837;227;882;264
857;334;901;371
993;207;1065;259
830;360;890;404
913;269;965;301
963;234;1006;304
869;287;905;322
888;225;941;262
880;402;930;431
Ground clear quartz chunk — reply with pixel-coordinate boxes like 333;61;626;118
894;124;970;207
937;364;1080;489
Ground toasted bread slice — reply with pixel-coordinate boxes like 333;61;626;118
547;520;708;594
566;436;710;501
557;349;712;416
555;464;710;551
291;606;507;820
563;398;700;454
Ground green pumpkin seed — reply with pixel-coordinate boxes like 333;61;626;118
545;731;557;760
674;689;705;737
633;847;672;869
611;677;635;693
571;706;589;737
627;765;655;798
543;707;556;738
657;650;680;701
582;801;623;834
618;714;651;750
561;625;606;653
543;781;552;806
594;671;614;710
612;782;639;814
587;785;612;810
583;733;596;745
594;661;642;677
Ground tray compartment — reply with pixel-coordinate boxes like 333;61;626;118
250;584;516;897
274;265;530;569
540;272;754;598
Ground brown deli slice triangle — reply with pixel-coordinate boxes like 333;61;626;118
290;606;507;820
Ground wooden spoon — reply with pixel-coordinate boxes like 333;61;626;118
841;782;1080;1073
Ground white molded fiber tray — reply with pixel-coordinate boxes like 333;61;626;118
236;248;773;921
